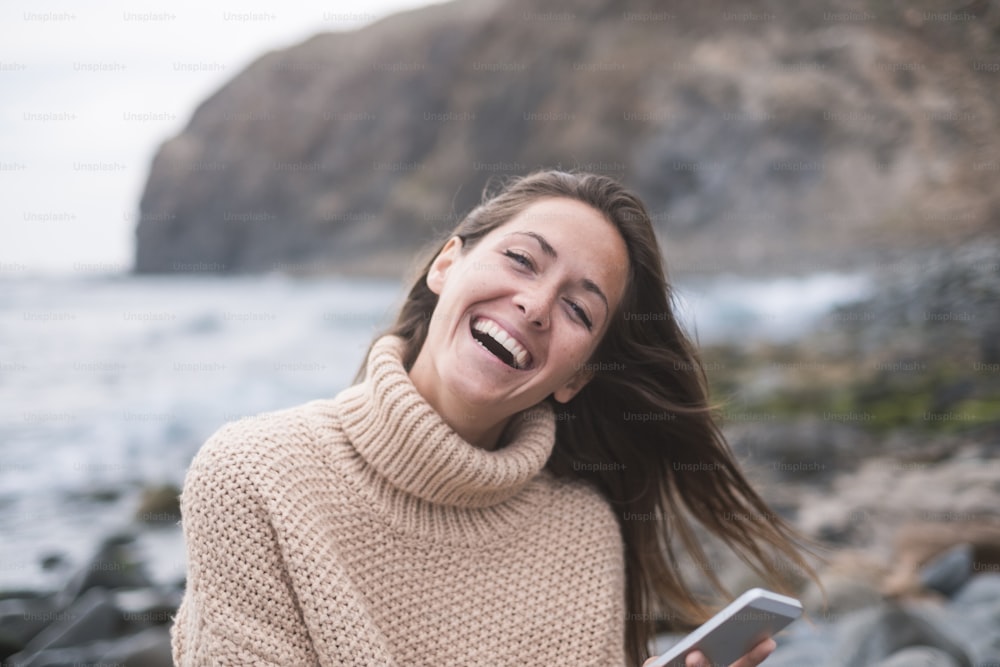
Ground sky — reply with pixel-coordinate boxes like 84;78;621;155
1;0;442;276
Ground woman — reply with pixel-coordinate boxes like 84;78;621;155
170;170;819;666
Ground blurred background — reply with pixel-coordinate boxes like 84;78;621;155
2;0;999;665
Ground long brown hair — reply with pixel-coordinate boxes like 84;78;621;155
362;170;822;666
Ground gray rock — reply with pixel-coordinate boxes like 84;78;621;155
917;597;1000;667
11;588;120;659
0;596;58;656
2;587;177;667
919;543;974;598
951;573;1000;608
3;641;118;667
872;646;961;667
825;603;972;667
113;587;181;631
59;533;152;605
755;628;839;667
98;626;173;667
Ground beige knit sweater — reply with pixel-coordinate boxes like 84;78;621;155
170;334;628;666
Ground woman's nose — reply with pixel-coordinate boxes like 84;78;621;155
514;287;552;328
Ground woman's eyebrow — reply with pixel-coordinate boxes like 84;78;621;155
503;230;609;314
581;278;609;314
504;230;557;258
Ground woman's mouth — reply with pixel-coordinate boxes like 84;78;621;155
470;317;532;370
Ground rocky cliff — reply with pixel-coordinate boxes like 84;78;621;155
133;0;1000;277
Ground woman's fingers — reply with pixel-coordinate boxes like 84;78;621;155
685;649;708;667
743;637;778;665
725;637;778;666
683;637;777;667
644;636;777;667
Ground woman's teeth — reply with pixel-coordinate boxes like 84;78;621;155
471;317;530;369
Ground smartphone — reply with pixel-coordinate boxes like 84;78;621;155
646;588;802;667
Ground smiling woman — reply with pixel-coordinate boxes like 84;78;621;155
170;170;821;667
406;196;629;451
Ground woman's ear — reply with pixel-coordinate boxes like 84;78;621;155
552;367;594;404
426;236;464;295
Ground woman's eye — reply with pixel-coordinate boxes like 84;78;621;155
503;250;534;270
566;300;593;330
502;249;592;330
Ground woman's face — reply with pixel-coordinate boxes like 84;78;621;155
411;196;629;424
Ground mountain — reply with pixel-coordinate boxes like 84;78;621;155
134;0;1000;278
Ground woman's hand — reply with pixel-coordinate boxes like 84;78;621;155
642;636;776;667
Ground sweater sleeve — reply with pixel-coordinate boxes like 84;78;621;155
170;424;319;666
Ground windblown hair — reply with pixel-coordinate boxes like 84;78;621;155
361;170;822;666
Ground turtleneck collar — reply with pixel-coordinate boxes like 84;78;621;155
335;334;557;509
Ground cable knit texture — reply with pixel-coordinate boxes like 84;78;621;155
170;334;627;666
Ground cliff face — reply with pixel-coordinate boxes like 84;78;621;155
133;0;1000;277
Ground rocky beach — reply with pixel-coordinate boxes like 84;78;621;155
4;0;1000;663
3;241;999;665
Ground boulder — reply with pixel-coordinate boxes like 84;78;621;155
59;533;152;605
7;587;120;663
98;626;173;667
0;596;57;658
825;603;971;667
872;645;961;667
951;573;1000;608
918;543;973;598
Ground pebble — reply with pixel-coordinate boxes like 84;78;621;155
872;645;962;667
919;542;974;597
